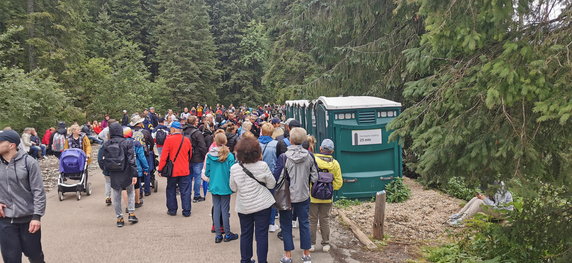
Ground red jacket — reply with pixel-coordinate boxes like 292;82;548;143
158;133;192;177
42;129;52;145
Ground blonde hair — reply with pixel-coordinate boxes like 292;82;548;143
214;132;230;162
289;127;307;145
307;135;316;152
261;123;274;136
69;124;81;134
241;121;252;131
241;131;255;139
272;127;284;139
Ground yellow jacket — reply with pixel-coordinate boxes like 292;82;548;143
64;134;92;164
310;153;343;203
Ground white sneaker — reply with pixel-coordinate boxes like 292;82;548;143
322;244;330;252
292;220;298;228
269;224;277;232
309;245;315;252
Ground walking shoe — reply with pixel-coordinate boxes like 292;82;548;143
322;244;331;252
301;255;312;263
144;192;151;196
135;202;143;208
292;219;298;228
277;231;283;240
279;257;292;263
192;196;199;203
183;212;191;217
309;245;315;252
128;213;139;224
197;196;206;202
167;211;177;216
105;197;112;206
116;217;124;227
215;235;223;243
223;232;239;242
269;224;278;232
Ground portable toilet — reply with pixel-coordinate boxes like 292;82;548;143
306;100;316;136
314;96;403;199
285;100;296;119
298;100;309;130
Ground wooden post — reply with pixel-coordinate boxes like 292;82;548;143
373;190;386;240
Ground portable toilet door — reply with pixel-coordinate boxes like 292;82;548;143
298;100;309;131
315;96;403;200
306;100;316;136
285;100;295;119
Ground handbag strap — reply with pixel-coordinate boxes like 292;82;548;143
239;163;266;187
172;134;185;162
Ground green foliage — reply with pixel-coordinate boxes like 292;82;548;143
385;177;411;203
333;198;364;208
443;177;480;201
426;244;487;263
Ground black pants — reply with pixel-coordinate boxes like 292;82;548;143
0;220;45;263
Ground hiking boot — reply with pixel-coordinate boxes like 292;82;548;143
322;244;331;252
128;213;138;224
279;257;292;263
105;197;112;206
116;217;124;228
215;235;223;243
223;232;239;242
301;255;312;263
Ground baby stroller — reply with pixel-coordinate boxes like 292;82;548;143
58;148;92;201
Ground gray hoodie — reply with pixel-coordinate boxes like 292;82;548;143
0;150;46;222
283;145;318;203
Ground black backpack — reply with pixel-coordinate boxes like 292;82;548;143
156;129;167;145
102;139;126;172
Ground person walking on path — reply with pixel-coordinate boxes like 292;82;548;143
99;123;139;227
157;121;193;217
309;139;343;252
183;116;207;203
273;127;318;263
0;129;47;263
230;137;276;263
205;132;239;243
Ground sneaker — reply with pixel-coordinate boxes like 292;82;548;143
105;197;112;206
135;202;143;208
144;192;151;196
322;244;331;252
301;255;311;263
215;235;223;243
128;213;139;224
309;245;315;252
277;231;283;240
116;217;125;227
269;224;277;232
192;196;199;203
279;257;292;263
167;211;177;216
292;220;298;228
223;232;239;242
197;196;206;202
449;213;462;220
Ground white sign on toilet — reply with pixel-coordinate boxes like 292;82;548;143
352;129;382;146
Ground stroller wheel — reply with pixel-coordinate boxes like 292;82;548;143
86;182;92;196
154;179;158;193
76;191;81;201
58;191;64;201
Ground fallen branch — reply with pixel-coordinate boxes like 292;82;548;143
337;209;378;250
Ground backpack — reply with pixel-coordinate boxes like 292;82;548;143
311;168;334;200
52;133;66;152
133;130;148;152
155;129;167;145
102;139;126;172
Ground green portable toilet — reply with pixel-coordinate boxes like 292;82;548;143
285;100;296;119
306;100;316;135
298;100;309;130
313;96;403;200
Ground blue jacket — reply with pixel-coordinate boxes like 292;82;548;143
128;138;149;177
259;136;278;172
205;147;235;195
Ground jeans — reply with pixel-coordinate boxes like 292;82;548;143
112;185;135;217
29;145;46;159
279;198;311;251
166;175;191;216
212;194;231;236
189;162;203;198
0;219;45;263
88;135;103;144
239;207;271;263
269;207;277;226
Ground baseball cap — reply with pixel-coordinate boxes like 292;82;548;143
320;139;334;152
288;120;301;128
271;118;281;124
170;121;182;129
0;130;21;146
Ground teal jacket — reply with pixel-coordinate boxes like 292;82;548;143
205;147;235;195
